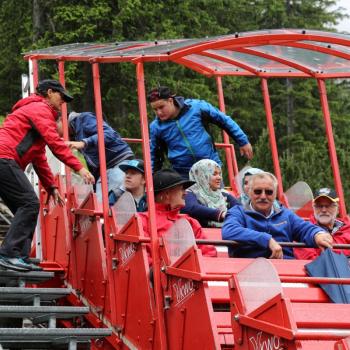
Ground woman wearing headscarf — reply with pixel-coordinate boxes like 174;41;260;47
239;168;264;207
181;159;239;227
139;169;217;263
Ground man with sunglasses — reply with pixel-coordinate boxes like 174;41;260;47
0;79;94;272
222;172;333;259
294;188;350;260
148;86;253;178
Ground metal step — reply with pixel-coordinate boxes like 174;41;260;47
0;327;112;349
0;305;89;325
0;287;71;305
0;269;54;287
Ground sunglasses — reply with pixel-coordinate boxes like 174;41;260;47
253;189;274;196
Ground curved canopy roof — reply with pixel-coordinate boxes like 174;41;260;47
25;29;350;78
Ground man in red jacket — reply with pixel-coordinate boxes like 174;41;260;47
0;79;94;272
294;188;350;260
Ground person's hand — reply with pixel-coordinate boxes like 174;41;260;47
78;167;95;184
314;232;333;250
66;141;86;151
46;188;65;207
268;238;283;259
240;143;253;160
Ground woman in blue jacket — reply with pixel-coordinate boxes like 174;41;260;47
148;86;253;178
181;159;239;227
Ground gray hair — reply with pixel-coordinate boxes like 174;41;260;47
248;172;278;193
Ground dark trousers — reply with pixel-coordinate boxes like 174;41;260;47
0;159;39;257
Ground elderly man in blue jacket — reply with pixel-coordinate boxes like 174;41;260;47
148;86;253;178
222;172;333;259
58;112;134;201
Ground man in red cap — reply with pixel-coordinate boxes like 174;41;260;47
0;79;94;271
294;188;350;260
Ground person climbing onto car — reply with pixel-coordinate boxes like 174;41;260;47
148;86;253;179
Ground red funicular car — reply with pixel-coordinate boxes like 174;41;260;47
21;29;350;349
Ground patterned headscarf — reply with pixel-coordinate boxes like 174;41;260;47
188;159;227;227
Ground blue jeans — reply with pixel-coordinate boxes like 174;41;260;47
96;165;125;202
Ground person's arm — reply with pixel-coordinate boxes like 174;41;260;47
222;207;272;248
181;192;222;223
150;122;166;171
289;211;332;248
28;105;84;172
224;192;240;209
199;99;251;145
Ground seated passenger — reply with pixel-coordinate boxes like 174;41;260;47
239;167;264;206
294;188;350;259
139;169;217;262
222;172;333;259
109;159;147;212
181;159;239;227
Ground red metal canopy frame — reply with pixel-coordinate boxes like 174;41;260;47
24;29;350;349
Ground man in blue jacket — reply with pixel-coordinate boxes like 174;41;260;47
222;172;333;259
61;112;134;201
148;86;253;178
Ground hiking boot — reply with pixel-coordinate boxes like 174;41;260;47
0;256;30;272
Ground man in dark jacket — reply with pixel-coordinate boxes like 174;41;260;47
0;79;94;271
222;172;333;259
62;111;134;201
148;86;253;178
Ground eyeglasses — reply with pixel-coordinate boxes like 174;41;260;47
253;189;274;196
313;203;337;210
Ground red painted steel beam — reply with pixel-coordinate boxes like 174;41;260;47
135;61;168;349
317;79;347;218
174;57;215;76
58;61;72;193
216;76;238;193
203;51;259;75
235;47;315;76
91;62;118;325
261;78;285;201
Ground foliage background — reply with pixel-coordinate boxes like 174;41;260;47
0;0;350;201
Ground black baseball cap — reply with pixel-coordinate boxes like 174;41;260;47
153;169;195;193
313;188;339;203
119;159;144;174
36;79;73;102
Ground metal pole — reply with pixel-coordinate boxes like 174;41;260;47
91;62;117;324
216;76;238;194
317;79;347;218
58;61;72;190
136;61;168;349
261;78;285;201
31;58;39;89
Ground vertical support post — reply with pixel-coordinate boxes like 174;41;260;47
261;78;285;201
58;61;72;190
31;58;39;90
317;79;347;218
91;61;117;323
216;76;238;194
136;61;167;349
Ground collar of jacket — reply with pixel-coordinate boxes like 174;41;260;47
155;202;182;220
